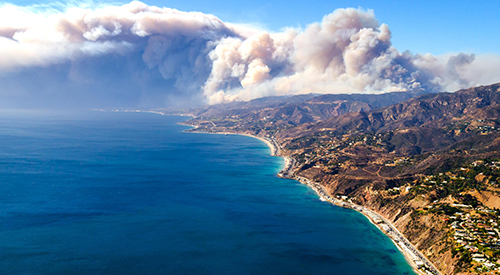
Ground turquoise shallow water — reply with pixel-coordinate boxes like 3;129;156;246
0;111;415;274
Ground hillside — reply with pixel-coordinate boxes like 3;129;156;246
283;83;500;137
177;82;500;274
176;90;423;130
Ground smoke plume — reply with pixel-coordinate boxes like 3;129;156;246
0;1;498;108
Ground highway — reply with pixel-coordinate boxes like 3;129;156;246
291;175;442;275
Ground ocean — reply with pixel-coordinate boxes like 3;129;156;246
0;111;415;274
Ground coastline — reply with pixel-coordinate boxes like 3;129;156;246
293;175;440;275
176;119;440;275
200;130;439;275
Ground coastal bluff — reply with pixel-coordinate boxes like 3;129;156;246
164;82;500;275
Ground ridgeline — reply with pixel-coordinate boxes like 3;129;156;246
163;83;500;275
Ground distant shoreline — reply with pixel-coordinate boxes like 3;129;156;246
112;110;438;275
248;132;438;275
181;128;439;275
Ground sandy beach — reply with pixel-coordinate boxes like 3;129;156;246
240;133;441;275
182;124;440;275
291;175;440;275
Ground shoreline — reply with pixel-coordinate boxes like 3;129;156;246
176;118;440;275
190;129;440;275
294;175;441;275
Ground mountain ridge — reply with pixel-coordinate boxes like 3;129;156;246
176;82;500;275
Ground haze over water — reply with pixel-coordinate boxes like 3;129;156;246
0;111;414;274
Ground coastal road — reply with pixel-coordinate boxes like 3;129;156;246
292;176;441;275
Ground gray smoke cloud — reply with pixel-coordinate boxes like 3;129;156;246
0;1;499;108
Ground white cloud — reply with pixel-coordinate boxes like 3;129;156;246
0;1;499;107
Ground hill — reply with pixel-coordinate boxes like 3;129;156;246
177;83;500;274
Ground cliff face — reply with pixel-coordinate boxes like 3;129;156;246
362;193;456;274
180;82;500;275
280;83;500;274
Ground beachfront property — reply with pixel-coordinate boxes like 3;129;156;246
292;175;441;275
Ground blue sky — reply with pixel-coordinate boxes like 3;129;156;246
0;0;499;108
148;0;500;55
4;0;499;55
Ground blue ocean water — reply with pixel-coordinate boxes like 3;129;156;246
0;111;415;275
